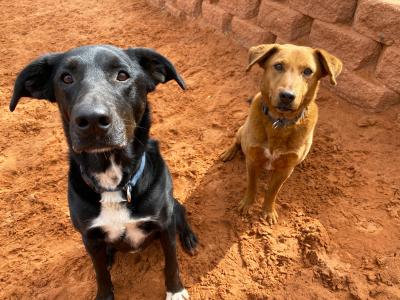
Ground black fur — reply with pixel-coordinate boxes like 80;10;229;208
10;45;197;300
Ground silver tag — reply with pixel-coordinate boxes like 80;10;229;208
272;119;281;129
126;185;132;203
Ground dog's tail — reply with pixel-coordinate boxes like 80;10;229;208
174;199;198;255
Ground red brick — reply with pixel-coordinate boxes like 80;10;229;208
288;0;357;23
176;0;202;17
231;17;276;48
257;1;312;41
146;0;165;8
165;2;184;19
275;35;311;47
310;21;381;71
202;2;232;32
354;0;400;45
324;68;400;111
219;0;260;19
376;46;400;94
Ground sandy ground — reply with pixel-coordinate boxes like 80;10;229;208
1;0;400;299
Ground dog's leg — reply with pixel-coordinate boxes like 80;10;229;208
262;167;294;225
239;158;261;214
83;235;114;300
160;222;189;300
221;126;242;162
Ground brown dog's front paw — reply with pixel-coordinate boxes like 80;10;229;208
238;198;253;215
262;209;279;225
220;145;239;162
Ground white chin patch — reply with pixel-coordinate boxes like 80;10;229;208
166;289;189;300
93;155;122;190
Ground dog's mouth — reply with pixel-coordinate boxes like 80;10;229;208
71;130;130;154
84;147;116;154
72;143;127;154
275;106;294;113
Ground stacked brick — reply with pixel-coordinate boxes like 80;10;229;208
146;0;400;111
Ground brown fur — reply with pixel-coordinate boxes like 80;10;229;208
221;44;342;224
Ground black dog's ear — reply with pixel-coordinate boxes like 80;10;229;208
9;53;63;112
125;47;186;91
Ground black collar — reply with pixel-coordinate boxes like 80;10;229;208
262;103;307;129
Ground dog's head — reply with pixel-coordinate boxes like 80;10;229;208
9;45;185;154
247;43;342;118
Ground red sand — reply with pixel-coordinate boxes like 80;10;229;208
0;0;399;299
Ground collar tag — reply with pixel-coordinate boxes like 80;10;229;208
261;102;306;129
272;119;282;129
126;184;132;203
125;154;146;204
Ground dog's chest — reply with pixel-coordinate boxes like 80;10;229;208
264;148;281;170
90;192;152;247
263;144;310;170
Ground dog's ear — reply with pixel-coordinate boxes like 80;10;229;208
315;49;342;85
125;48;186;91
9;53;63;112
246;44;279;72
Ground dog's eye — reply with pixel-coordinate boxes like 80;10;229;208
117;71;130;81
61;73;74;84
273;63;283;71
303;68;313;76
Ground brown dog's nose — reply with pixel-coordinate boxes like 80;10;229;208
279;91;296;104
74;105;112;134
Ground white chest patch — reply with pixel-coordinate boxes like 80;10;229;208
264;148;281;170
90;191;152;246
93;155;122;190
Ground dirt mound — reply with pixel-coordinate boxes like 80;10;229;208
1;0;400;299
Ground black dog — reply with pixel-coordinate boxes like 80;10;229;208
10;45;198;300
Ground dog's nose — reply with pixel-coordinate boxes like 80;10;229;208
279;91;296;104
74;106;112;133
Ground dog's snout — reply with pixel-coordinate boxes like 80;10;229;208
74;106;112;133
279;91;296;104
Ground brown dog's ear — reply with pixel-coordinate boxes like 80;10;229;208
246;44;279;72
315;49;343;85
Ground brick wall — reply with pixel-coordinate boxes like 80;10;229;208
146;0;400;111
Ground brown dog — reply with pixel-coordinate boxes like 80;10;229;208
221;44;342;224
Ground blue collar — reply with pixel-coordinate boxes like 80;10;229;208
125;154;146;203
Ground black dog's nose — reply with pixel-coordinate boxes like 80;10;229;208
279;91;296;104
74;106;112;133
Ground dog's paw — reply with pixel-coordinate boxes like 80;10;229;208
262;209;278;225
166;289;189;300
238;198;252;215
220;146;238;162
